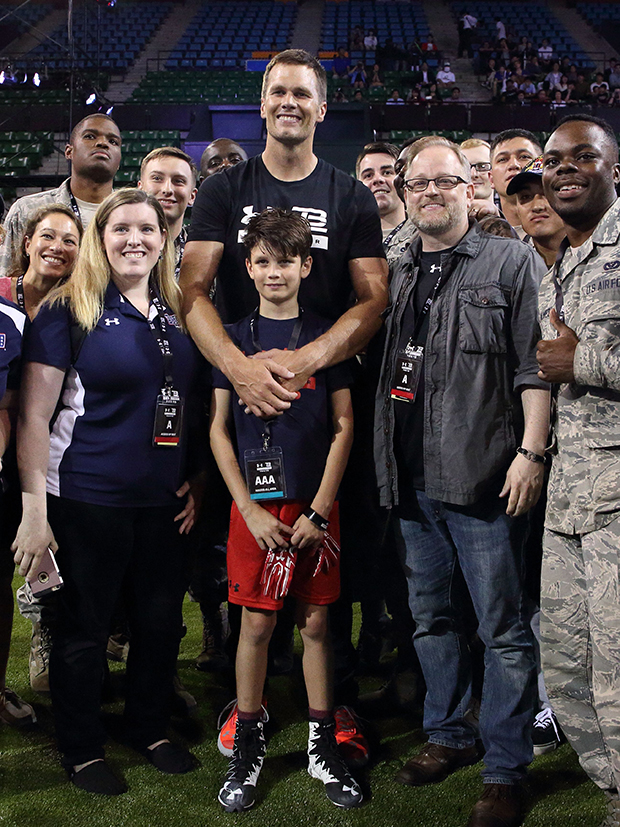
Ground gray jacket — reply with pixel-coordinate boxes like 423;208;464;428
374;221;547;508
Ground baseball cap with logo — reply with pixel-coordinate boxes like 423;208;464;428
506;155;544;196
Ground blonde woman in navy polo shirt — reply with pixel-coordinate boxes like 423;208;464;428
12;189;203;795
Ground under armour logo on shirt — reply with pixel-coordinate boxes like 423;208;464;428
104;318;120;326
430;264;442;273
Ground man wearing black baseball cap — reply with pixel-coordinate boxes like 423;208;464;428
507;156;565;268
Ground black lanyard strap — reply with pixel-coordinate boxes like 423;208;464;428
551;236;570;322
249;307;304;355
148;293;174;387
249;308;303;450
68;188;82;223
404;268;447;352
383;219;406;250
174;230;186;281
15;274;25;311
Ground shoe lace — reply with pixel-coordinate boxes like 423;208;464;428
228;722;264;778
217;699;237;731
334;705;366;734
533;707;560;737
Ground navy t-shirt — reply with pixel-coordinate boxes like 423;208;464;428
187;154;385;324
211;310;354;502
0;296;25;398
25;282;203;507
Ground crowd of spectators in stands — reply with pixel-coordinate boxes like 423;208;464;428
330;21;619;110
477;29;620;108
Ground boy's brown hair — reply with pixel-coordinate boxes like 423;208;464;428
243;208;313;262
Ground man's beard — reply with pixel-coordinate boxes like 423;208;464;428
410;198;462;236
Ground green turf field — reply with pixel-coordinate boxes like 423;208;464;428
0;580;606;827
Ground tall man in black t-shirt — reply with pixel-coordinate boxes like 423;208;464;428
180;47;387;755
375;136;549;827
180;48;387;416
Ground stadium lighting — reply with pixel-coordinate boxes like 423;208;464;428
33;72;40;87
106;105;114;115
0;72;4;85
86;92;96;104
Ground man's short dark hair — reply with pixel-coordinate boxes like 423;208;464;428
262;49;327;104
490;129;542;158
551;114;619;161
140;146;198;186
69;113;119;145
243;208;313;262
355;142;399;177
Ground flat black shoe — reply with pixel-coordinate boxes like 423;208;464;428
144;741;198;774
69;760;126;795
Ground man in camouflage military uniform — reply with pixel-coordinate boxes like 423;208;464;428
537;114;620;826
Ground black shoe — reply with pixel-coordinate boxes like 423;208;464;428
532;708;563;755
69;760;126;795
307;719;363;809
218;719;266;812
144;741;198;774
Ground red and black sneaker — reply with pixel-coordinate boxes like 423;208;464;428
217;698;269;757
333;705;369;768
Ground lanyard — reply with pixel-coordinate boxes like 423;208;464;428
383;219;406;250
15;274;25;311
550;237;570;322
147;294;174;387
68;188;82;223
249;307;304;355
249;308;303;450
404;263;450;350
174;229;186;281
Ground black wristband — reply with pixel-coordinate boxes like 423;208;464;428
516;446;546;465
303;508;329;531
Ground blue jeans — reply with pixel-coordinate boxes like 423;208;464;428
397;491;536;784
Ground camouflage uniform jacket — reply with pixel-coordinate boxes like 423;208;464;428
384;218;417;266
0;179;73;278
538;197;620;535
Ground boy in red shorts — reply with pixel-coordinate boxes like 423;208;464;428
209;208;359;812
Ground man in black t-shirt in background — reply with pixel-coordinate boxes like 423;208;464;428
180;47;387;764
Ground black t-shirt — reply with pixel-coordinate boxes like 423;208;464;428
188;155;385;324
394;247;455;509
211;310;354;502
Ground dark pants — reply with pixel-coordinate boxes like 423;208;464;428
47;496;191;768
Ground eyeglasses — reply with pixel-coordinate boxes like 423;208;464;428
403;175;468;193
470;162;492;172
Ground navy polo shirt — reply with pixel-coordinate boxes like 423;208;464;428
25;282;203;507
211;309;355;503
0;297;25;399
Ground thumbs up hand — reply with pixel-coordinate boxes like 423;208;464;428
536;308;579;383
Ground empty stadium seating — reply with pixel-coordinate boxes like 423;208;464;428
0;131;54;176
164;1;297;71
20;2;172;73
321;0;430;52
